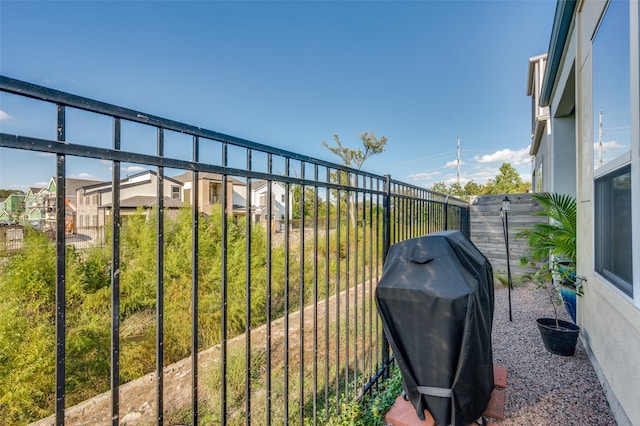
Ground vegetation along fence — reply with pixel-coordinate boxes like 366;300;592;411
0;75;469;425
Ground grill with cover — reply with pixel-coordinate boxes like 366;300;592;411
375;230;494;425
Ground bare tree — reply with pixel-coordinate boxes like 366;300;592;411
322;131;387;170
322;131;388;225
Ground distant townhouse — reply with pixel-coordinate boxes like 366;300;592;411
23;180;56;228
250;180;291;225
63;178;105;233
76;170;184;230
173;171;247;218
0;192;25;224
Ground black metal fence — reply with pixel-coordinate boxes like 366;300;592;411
0;75;469;425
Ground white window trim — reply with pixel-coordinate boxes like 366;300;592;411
594;151;631;179
631;0;640;308
591;0;639;306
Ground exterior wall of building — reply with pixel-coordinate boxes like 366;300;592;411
251;182;289;223
552;1;640;424
551;113;576;196
528;54;552;192
548;26;577;198
76;189;101;229
531;127;550;192
0;194;25;222
188;178;244;217
231;184;246;210
75;172;185;229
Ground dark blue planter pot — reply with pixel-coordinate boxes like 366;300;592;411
559;284;577;323
536;318;580;356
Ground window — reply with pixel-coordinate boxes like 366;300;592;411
535;162;543;192
593;0;631;170
209;184;218;204
592;0;633;296
595;164;633;296
171;185;180;200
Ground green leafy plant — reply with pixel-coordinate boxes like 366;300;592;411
319;365;402;426
517;192;584;327
517;192;576;262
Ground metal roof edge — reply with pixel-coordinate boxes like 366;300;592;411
540;0;577;107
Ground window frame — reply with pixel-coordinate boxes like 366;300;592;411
594;162;633;297
591;0;636;300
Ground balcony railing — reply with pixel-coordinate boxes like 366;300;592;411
0;75;469;425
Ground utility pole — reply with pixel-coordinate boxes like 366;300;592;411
457;136;461;186
598;111;603;166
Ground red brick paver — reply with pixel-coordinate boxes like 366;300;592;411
385;397;437;426
385;365;507;426
493;365;508;389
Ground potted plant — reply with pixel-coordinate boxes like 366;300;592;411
525;259;583;356
517;192;584;356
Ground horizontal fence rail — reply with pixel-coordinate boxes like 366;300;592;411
0;75;469;426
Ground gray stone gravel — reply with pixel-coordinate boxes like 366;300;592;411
491;281;617;425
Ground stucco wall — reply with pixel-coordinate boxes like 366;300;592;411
565;1;640;424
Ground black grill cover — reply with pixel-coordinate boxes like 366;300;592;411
375;231;494;425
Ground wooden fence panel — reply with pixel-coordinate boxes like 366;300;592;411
469;193;546;277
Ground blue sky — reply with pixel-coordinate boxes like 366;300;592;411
0;0;556;191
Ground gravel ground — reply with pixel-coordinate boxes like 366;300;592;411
491;281;617;425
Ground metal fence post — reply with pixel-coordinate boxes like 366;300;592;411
464;206;471;238
381;174;391;379
444;196;449;231
55;105;66;426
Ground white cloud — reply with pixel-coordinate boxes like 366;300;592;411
462;166;501;184
474;146;531;166
442;176;469;185
0;110;12;121
408;171;440;181
77;173;96;179
444;159;464;168
123;165;147;173
593;140;624;151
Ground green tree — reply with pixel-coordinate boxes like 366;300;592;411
463;180;483;196
449;182;464;198
484;163;530;194
429;181;466;198
291;185;326;220
0;189;25;199
430;164;531;199
430;181;450;194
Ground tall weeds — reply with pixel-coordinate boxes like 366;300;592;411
0;204;382;423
